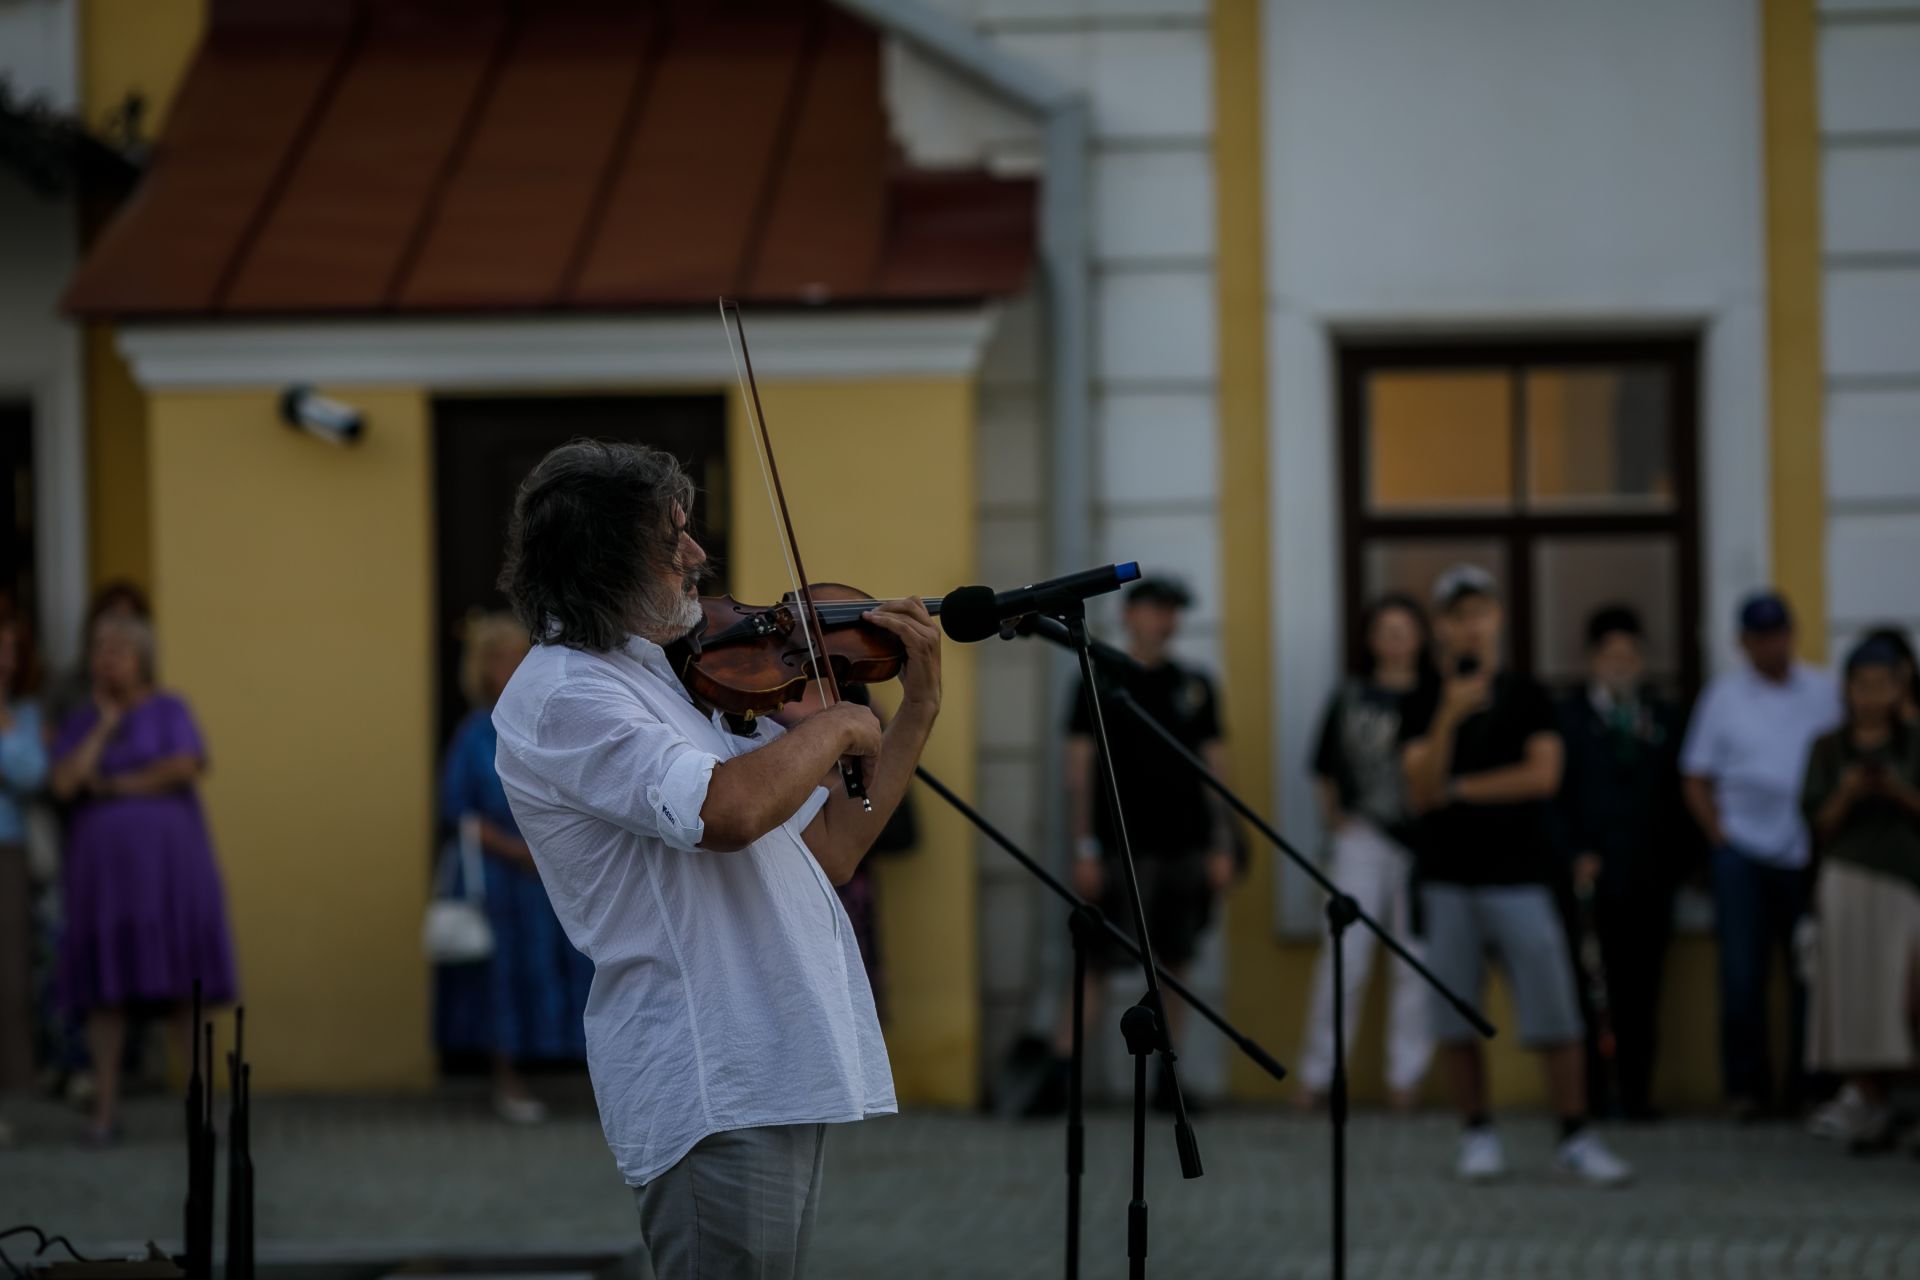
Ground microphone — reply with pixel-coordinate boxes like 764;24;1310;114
938;562;1141;643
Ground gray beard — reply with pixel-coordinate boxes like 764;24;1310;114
636;580;703;645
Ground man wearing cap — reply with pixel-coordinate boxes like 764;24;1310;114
1400;565;1632;1186
1680;591;1840;1120
1026;577;1236;1115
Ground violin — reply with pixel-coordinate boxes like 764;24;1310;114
671;585;944;720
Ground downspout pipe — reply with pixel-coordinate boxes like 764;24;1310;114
831;0;1092;587
830;0;1093;1020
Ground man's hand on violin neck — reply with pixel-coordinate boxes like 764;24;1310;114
864;597;943;712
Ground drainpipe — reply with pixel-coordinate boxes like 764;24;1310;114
832;0;1092;1009
829;0;1091;574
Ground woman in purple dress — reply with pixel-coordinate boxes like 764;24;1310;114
50;612;236;1143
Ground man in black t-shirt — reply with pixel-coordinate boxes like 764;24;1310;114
1400;565;1632;1187
1022;577;1234;1116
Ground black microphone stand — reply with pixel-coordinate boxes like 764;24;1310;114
1047;601;1203;1280
912;768;1286;1280
1013;615;1495;1280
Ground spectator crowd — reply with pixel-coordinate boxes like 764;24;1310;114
1;567;1915;1173
1292;566;1920;1180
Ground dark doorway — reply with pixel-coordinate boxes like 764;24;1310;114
0;401;36;626
431;395;729;752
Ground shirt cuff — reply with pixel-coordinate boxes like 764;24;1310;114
647;749;721;853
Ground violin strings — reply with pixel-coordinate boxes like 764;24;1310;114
719;301;832;702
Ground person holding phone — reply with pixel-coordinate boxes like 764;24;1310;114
1399;565;1631;1187
1801;638;1920;1153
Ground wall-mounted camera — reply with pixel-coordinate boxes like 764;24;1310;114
280;384;365;445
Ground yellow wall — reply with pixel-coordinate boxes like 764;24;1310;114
85;328;150;591
727;380;981;1106
80;0;206;135
1210;0;1727;1108
146;388;437;1091
1763;0;1827;662
80;0;207;595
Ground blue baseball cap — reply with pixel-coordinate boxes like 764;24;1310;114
1738;591;1792;635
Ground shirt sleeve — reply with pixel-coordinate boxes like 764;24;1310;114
0;703;47;792
440;715;482;828
1800;733;1838;831
1065;675;1093;736
1311;690;1345;782
160;694;210;764
1397;685;1438;745
1193;673;1224;744
1516;677;1557;739
507;681;723;854
1678;680;1724;778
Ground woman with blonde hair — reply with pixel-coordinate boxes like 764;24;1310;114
435;612;591;1123
50;610;235;1144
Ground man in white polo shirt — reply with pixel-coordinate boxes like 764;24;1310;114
1681;591;1839;1120
489;441;943;1278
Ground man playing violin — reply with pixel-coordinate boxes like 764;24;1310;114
490;440;942;1278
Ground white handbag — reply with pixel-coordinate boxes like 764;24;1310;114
423;816;494;965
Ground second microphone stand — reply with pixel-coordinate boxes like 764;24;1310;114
1014;615;1495;1280
1050;601;1203;1280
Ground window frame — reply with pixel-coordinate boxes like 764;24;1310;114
1337;335;1704;696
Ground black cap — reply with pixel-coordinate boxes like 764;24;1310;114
1738;591;1792;635
1125;577;1192;609
1845;637;1904;674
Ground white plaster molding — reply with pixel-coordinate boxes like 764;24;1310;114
116;310;1002;391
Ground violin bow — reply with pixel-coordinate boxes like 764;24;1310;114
719;299;872;811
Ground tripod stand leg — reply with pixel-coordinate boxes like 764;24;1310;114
1121;1001;1158;1280
1066;907;1096;1280
1327;893;1359;1280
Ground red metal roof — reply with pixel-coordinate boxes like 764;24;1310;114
64;0;1036;319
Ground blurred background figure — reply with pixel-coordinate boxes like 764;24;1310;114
48;611;234;1145
1401;565;1628;1186
1801;639;1920;1154
1026;577;1234;1117
46;582;151;732
0;601;50;1140
1294;592;1437;1111
434;612;588;1125
1857;626;1919;725
1554;606;1690;1122
1681;591;1839;1121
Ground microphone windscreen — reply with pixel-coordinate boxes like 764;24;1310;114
938;585;1005;643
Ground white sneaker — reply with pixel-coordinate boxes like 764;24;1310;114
493;1093;548;1126
1456;1128;1508;1183
1554;1129;1633;1187
1807;1085;1866;1141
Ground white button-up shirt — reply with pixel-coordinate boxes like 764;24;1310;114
1680;662;1840;867
492;635;895;1187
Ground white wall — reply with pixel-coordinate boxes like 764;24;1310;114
0;0;87;668
1819;3;1920;659
1261;0;1770;932
887;0;1229;1097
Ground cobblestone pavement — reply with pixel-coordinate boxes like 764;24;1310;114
3;1087;1919;1279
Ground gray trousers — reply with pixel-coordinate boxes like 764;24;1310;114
635;1124;827;1280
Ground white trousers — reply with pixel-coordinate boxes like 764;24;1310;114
1295;821;1434;1094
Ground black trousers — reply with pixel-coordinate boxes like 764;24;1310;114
1558;876;1674;1119
1592;893;1673;1117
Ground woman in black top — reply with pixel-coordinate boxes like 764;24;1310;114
1294;594;1438;1110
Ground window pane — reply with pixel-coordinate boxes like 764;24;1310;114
1363;539;1510;664
1367;370;1513;513
1532;537;1680;691
1524;365;1673;511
